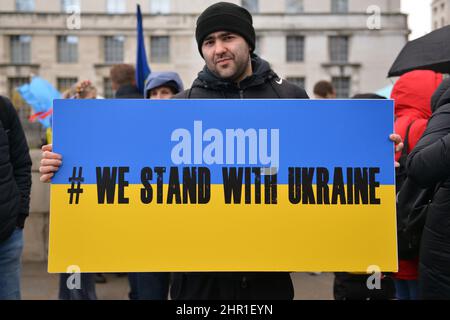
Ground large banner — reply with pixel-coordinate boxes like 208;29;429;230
48;99;397;273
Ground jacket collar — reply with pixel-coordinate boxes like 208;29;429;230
193;54;277;91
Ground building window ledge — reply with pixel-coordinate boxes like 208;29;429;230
321;62;361;68
0;63;40;68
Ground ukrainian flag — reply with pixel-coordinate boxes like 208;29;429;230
48;99;397;273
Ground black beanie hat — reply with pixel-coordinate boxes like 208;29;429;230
196;2;256;57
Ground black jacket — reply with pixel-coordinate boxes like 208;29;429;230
176;55;309;100
407;78;450;299
0;96;32;243
114;84;143;99
171;56;309;300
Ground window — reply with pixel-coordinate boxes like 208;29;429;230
332;77;351;98
107;0;126;13
329;36;349;63
150;36;170;63
9;77;45;148
104;78;114;98
286;36;304;62
331;0;348;13
287;77;305;88
57;78;78;93
16;0;34;11
10;35;31;64
150;0;170;14
286;0;304;13
61;0;80;12
104;36;125;63
242;0;259;13
57;36;78;63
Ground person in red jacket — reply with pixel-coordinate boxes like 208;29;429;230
391;70;443;300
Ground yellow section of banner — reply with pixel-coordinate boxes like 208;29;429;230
48;184;397;273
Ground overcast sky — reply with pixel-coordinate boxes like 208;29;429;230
401;0;433;40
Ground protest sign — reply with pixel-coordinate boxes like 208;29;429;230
48;99;396;273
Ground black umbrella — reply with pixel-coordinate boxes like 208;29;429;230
388;25;450;77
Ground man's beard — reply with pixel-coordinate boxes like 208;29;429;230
211;54;251;83
230;54;251;83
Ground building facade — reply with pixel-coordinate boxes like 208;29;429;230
1;0;408;147
432;0;450;30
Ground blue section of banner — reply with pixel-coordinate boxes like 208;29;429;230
52;99;394;185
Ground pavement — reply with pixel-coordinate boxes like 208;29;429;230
21;262;334;300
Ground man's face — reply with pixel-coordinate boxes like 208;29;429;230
201;31;251;82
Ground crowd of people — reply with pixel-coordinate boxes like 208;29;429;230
1;2;449;300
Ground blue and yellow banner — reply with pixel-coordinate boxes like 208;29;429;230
48;99;397;273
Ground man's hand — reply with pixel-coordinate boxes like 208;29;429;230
39;144;63;183
390;134;404;168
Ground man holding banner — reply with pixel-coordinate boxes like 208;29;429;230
169;2;309;300
40;2;403;301
171;2;403;300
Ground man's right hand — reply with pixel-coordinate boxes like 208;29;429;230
39;144;63;183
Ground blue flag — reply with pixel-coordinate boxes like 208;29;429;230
17;76;61;129
136;4;151;95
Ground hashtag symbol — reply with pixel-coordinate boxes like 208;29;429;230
68;167;84;204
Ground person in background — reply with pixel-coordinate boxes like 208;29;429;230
144;72;184;100
110;64;142;99
406;77;450;299
391;70;443;300
113;67;184;299
127;71;185;300
0;95;32;300
313;80;337;99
